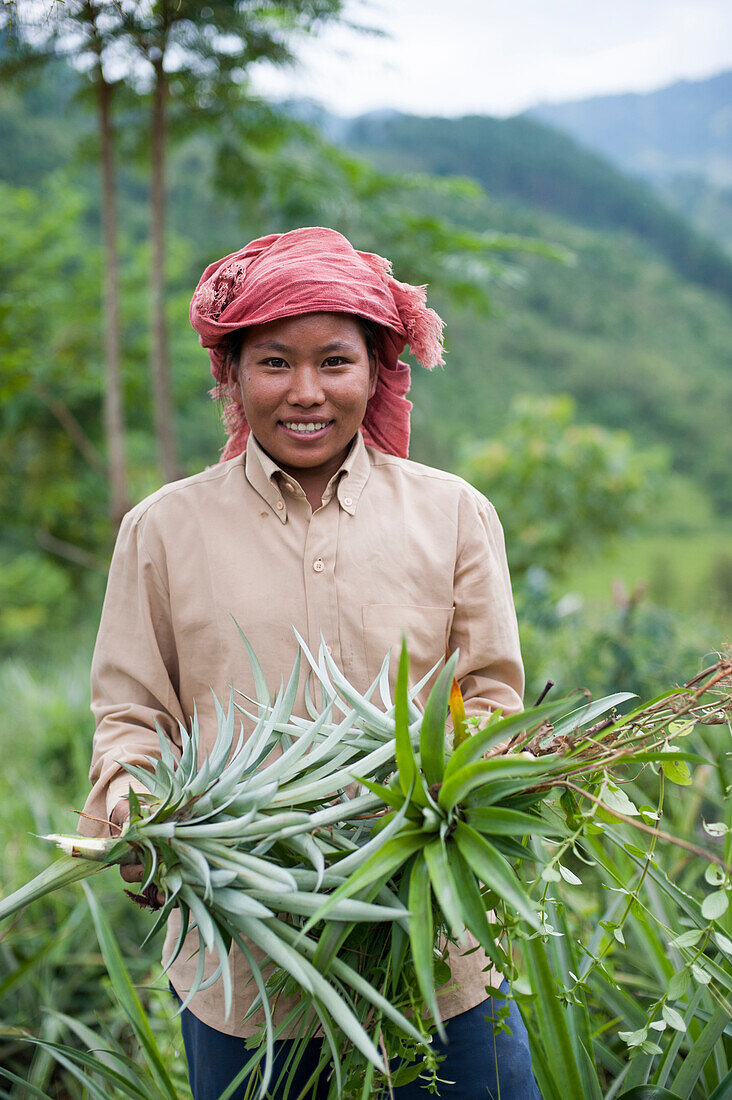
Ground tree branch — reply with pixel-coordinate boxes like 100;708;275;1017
37;386;107;475
35;528;107;572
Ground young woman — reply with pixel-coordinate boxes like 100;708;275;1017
81;227;539;1099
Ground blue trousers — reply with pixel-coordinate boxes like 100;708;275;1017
174;981;541;1100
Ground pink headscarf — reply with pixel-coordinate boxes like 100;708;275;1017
189;226;445;460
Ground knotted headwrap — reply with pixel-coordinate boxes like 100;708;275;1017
189;226;445;460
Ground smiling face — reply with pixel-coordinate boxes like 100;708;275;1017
233;312;378;496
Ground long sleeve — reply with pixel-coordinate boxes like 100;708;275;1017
79;508;185;837
450;490;524;720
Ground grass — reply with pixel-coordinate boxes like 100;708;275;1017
561;525;732;633
0;654;169;1098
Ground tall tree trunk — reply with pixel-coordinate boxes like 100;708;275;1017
150;58;180;483
97;69;129;529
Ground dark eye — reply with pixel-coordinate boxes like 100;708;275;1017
323;356;347;367
263;357;288;368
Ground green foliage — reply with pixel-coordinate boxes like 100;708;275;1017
0;552;71;645
459;394;667;579
406;213;732;511
0;654;169;1097
560;522;732;636
1;639;731;1099
519;697;732;1100
517;567;718;704
214;119;568;314
0;177;107;549
106;0;348;182
0;57;84;187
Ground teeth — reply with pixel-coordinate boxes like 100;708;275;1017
283;422;329;433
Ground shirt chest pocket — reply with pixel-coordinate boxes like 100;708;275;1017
362;603;455;698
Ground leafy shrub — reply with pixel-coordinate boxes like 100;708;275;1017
459;394;668;581
0;551;72;648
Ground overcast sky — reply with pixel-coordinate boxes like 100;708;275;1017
253;0;732;118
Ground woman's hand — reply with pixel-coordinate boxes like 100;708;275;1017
110;798;165;906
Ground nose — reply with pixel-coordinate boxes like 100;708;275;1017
287;365;326;408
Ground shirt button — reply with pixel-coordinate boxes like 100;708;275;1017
313;558;325;573
343;496;353;507
276;500;284;510
285;483;295;493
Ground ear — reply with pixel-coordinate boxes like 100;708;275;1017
225;351;244;407
367;357;379;401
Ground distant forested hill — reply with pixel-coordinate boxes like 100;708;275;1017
526;70;732;186
405;204;732;514
524;70;732;255
328;107;732;511
339;110;732;306
654;174;732;256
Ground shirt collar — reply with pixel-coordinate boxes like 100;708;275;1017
244;430;371;521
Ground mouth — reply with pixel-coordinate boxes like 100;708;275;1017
279;419;334;440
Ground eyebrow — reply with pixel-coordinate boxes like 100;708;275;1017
250;340;360;353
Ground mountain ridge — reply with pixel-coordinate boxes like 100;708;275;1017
525;68;732;185
336;107;732;307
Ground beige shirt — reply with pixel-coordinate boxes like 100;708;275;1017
81;431;524;1037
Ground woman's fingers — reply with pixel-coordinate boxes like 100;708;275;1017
110;798;130;827
120;864;166;907
113;804;145;883
112;800;166;905
121;863;144;883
